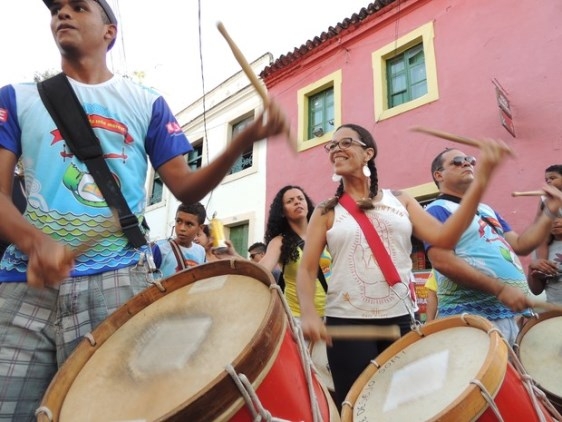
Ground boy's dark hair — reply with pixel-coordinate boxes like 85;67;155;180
177;202;206;224
545;164;562;175
248;242;266;254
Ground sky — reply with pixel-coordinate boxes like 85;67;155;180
1;0;372;112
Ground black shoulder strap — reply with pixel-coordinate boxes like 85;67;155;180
297;238;328;294
37;73;146;248
437;193;501;235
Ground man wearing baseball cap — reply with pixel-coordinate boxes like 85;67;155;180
43;0;118;49
0;0;290;419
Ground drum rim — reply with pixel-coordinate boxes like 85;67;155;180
37;260;284;422
514;310;562;404
340;314;508;422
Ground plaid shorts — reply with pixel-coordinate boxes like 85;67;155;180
0;265;152;421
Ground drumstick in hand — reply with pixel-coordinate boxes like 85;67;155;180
512;190;544;197
530;299;562;313
217;21;297;152
411;126;482;148
326;325;401;340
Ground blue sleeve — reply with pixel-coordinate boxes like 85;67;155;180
0;85;22;157
151;243;162;269
494;210;512;233
423;205;452;251
145;96;193;170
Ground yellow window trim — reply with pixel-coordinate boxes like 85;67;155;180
402;181;439;202
297;70;342;152
372;21;439;121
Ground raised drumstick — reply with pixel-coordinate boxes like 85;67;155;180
512;190;545;197
217;21;270;106
326;324;401;340
410;126;482;148
217;21;297;152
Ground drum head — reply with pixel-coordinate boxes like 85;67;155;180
344;316;507;422
518;314;562;398
42;261;283;421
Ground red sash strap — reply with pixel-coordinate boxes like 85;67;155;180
339;193;402;286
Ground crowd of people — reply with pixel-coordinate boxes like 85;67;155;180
0;0;561;420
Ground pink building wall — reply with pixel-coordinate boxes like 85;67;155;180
263;0;562;242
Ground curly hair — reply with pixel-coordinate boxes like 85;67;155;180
321;123;380;214
264;185;315;266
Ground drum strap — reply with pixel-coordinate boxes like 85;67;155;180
168;239;187;271
37;73;147;248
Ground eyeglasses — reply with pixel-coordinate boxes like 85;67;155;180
323;137;367;153
450;156;476;166
249;252;263;260
438;155;477;171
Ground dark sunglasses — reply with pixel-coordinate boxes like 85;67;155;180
438;156;476;171
249;252;263;259
451;155;476;166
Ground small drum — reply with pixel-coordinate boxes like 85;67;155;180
37;260;339;421
341;314;555;422
515;311;562;413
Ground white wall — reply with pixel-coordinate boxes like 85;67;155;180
144;54;273;253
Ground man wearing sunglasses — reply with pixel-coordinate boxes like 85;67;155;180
423;148;562;345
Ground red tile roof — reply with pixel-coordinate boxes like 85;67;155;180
260;0;397;78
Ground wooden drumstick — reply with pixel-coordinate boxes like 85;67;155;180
410;126;482;148
512;190;545;197
530;299;562;313
217;21;270;106
326;324;401;340
217;21;297;153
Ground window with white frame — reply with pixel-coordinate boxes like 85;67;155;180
147;170;163;206
228;115;254;175
187;141;203;170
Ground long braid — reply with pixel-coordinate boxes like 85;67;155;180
357;161;379;210
320;183;344;214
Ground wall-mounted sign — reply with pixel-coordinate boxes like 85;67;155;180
493;79;515;137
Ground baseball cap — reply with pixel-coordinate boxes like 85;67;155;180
43;0;118;49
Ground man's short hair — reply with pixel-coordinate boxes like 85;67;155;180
545;164;562;175
177;202;206;225
430;148;453;188
248;242;266;254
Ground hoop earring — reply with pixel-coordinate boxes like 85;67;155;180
362;165;371;178
332;173;342;183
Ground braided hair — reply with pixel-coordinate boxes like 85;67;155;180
321;123;379;214
264;185;315;266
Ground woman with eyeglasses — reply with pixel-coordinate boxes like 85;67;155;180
296;123;515;409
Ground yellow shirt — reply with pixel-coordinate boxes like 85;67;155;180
424;271;437;292
283;247;332;317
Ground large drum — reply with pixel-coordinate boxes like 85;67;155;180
515;311;562;414
341;314;556;422
36;260;339;421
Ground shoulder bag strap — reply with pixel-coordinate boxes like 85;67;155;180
339;193;401;286
297;237;328;293
169;239;187;271
37;73;146;248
